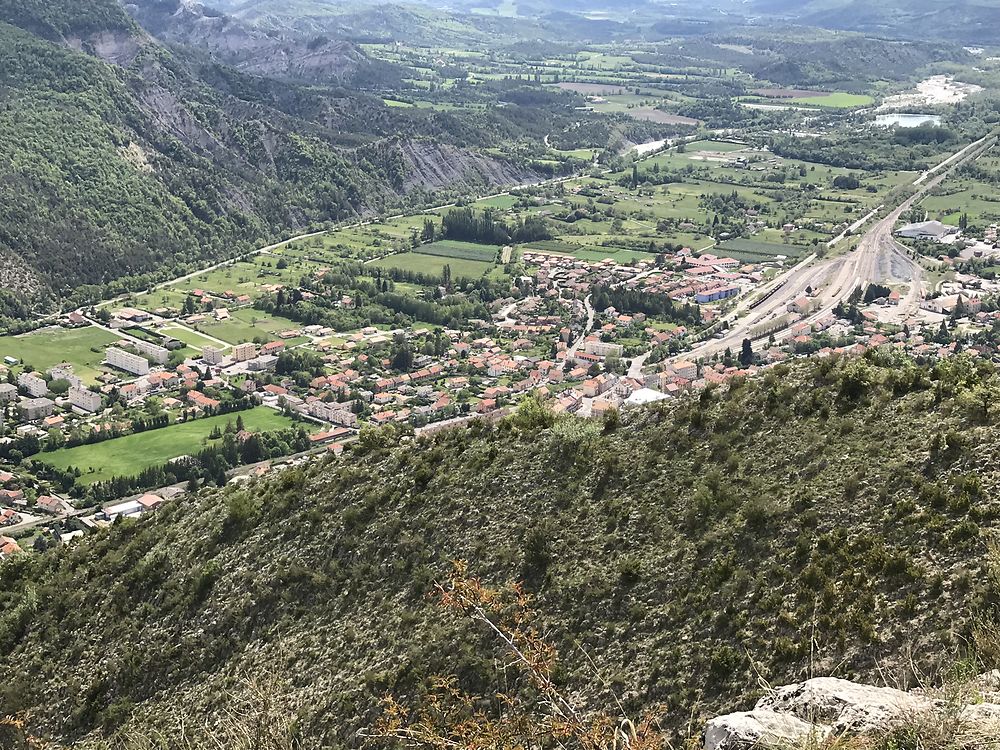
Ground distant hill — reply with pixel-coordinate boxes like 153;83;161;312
210;0;1000;45
0;0;543;327
123;0;383;83
748;0;1000;45
4;353;1000;746
208;0;634;45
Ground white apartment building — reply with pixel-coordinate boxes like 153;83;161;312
17;372;48;398
69;386;103;413
584;340;625;359
131;339;169;365
106;346;150;376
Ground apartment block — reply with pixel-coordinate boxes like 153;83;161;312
131;339;169;365
19;397;55;421
583;340;625;359
106;347;150;376
69;386;103;413
17;372;48;398
202;346;224;365
232;342;257;362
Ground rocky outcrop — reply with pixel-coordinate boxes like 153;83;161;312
704;710;831;750
399;141;538;193
124;0;370;83
703;676;1000;749
757;677;938;734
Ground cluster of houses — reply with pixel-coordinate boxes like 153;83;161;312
9;215;1000;548
523;247;773;322
0;465;182;558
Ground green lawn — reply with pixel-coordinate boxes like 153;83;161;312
786;93;873;108
416;240;500;262
369;252;496;279
0;327;119;384
193;308;305;346
38;407;305;484
475;195;519;210
158;326;228;352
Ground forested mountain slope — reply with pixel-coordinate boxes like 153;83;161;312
749;0;1000;45
0;0;544;328
3;353;1000;747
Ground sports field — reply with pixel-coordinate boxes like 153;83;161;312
0;327;119;384
38;407;305;484
369;251;495;278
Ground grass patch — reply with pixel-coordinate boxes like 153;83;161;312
369;252;496;279
38;407;306;484
787;92;874;108
0;327;119;384
416;240;500;262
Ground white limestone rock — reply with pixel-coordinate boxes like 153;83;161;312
703;709;832;750
959;701;1000;728
755;677;938;733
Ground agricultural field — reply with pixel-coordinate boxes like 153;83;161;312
917;153;1000;227
787;93;874;108
921;187;1000;226
415;240;500;262
475;195;520;210
745;89;874;108
715;239;812;263
37;407;307;484
194;309;309;347
369;251;497;279
0;327;119;384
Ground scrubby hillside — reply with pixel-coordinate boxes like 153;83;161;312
4;353;1000;747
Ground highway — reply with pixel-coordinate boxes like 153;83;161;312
665;132;997;365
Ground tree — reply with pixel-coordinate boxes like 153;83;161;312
46;428;65;450
421;218;436;243
390;334;413;372
47;378;70;396
739;338;754;367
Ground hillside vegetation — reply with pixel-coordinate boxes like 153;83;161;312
4;353;1000;746
0;0;550;329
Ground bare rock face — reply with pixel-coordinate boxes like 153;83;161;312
703;710;831;750
755;677;938;733
398;142;538;193
958;702;1000;728
702;675;1000;749
124;0;370;83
